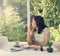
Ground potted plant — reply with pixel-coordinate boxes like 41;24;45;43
47;41;53;53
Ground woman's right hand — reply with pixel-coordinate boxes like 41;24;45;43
28;25;32;32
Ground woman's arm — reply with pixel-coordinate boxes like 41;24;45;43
27;27;50;46
27;26;34;45
27;31;33;45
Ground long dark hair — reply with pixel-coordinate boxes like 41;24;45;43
33;16;47;34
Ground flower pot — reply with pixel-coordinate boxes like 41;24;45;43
47;48;53;53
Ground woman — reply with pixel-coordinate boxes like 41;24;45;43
27;16;50;46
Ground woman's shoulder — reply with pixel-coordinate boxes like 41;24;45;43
43;27;50;33
44;27;49;31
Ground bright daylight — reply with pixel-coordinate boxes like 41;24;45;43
0;0;60;56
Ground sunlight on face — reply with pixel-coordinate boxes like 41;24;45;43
32;18;37;28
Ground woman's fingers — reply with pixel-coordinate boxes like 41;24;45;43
28;26;32;31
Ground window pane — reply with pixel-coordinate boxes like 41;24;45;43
30;0;60;41
0;0;27;41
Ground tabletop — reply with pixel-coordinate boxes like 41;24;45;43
0;42;60;56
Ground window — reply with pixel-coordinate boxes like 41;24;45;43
0;0;27;41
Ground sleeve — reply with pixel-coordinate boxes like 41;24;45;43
43;28;50;34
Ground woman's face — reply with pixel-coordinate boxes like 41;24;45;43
32;18;37;28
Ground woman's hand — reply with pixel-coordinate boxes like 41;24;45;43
27;26;33;45
28;25;32;32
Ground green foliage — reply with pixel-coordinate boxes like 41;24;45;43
3;0;27;24
30;0;60;41
47;41;53;48
31;0;60;28
0;6;27;41
0;0;60;41
49;24;60;41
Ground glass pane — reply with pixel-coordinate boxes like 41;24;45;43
0;0;27;41
30;0;60;41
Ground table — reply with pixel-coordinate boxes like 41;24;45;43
0;42;60;56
